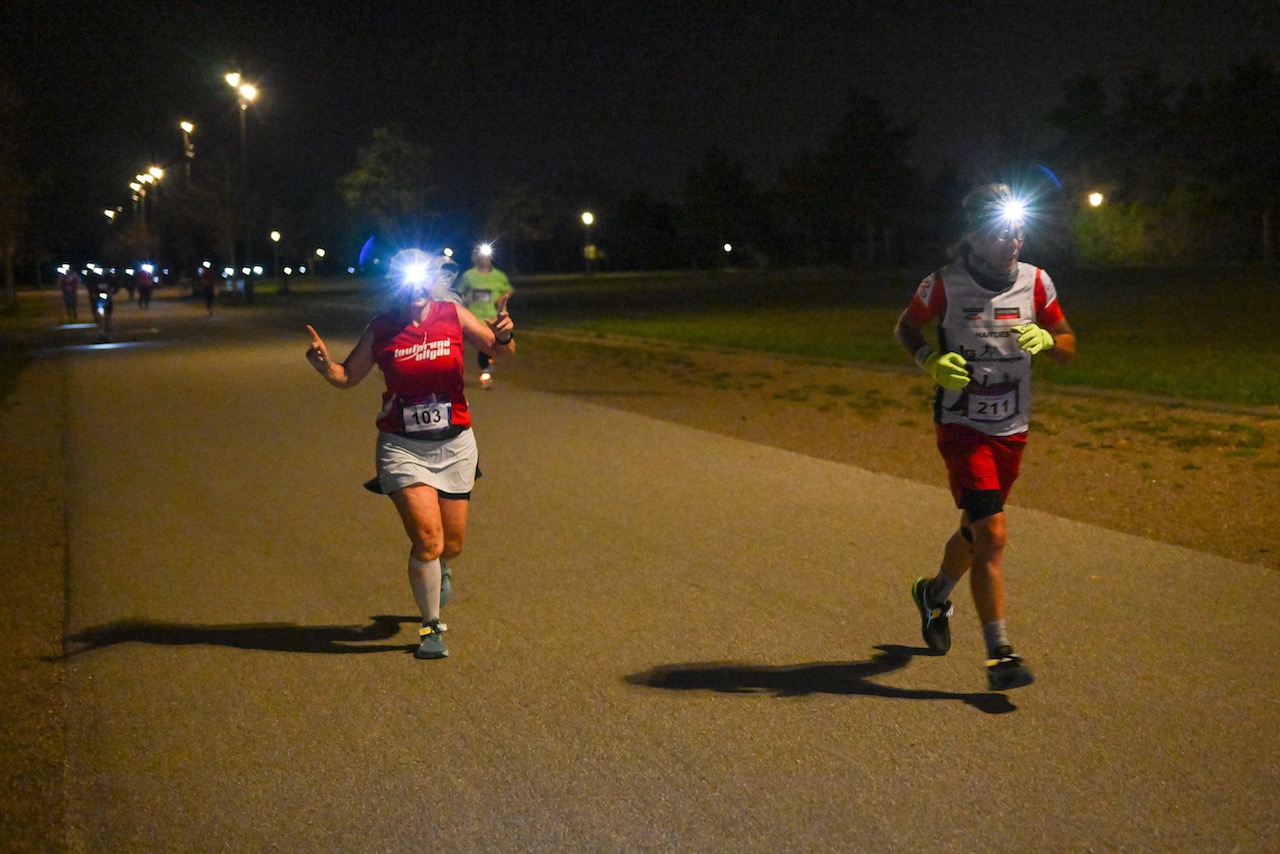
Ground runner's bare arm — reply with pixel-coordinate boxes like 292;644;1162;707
1045;318;1076;366
458;299;516;358
306;325;377;388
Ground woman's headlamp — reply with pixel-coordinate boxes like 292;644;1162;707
390;249;458;296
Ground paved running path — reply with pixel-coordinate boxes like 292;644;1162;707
51;296;1279;850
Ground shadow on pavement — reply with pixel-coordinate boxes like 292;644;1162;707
56;614;419;658
625;644;1015;714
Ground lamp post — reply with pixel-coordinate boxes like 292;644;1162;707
581;211;595;276
130;181;143;223
179;120;195;179
270;230;285;292
225;72;258;295
225;73;258;173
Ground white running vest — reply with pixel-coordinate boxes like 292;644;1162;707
921;261;1057;437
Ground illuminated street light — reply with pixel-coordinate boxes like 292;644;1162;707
270;230;286;292
581;211;595;275
1088;191;1105;207
226;70;260;296
104;209;116;221
179;120;196;177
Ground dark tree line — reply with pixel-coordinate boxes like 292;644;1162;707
3;55;1276;296
343;57;1277;275
1048;58;1279;264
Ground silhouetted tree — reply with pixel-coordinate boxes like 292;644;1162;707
483;184;554;273
0;75;29;307
677;147;765;268
339;126;438;245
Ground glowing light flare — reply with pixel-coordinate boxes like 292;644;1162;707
478;243;493;257
581;211;594;226
1088;192;1105;207
180;121;195;134
402;263;428;284
998;197;1027;226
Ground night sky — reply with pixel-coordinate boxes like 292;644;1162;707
4;0;1278;259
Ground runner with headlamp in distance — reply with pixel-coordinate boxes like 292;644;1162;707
893;183;1076;690
305;249;515;660
454;243;514;387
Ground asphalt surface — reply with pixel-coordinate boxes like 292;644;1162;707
19;288;1280;850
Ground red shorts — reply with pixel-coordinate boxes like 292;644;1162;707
935;423;1028;508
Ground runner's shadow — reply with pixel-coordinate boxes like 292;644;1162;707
626;644;1015;714
57;614;420;659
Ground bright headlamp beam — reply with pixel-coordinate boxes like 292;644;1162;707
998;198;1027;226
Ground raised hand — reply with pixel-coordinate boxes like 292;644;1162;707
305;325;331;372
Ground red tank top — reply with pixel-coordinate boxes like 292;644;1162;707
370;302;470;434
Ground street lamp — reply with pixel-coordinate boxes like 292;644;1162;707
226;71;258;286
581;211;595;275
180;120;195;178
131;177;148;224
270;230;285;292
226;73;258;168
1088;191;1105;207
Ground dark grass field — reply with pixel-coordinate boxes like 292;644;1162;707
510;264;1280;408
2;263;1278;409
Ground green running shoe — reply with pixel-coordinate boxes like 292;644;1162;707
912;576;953;654
415;620;448;659
440;559;452;608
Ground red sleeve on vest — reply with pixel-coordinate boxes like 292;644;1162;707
1034;269;1064;327
906;272;947;324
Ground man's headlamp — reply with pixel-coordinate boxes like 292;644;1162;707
963;183;1030;241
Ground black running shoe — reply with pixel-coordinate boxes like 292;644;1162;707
985;645;1034;690
912;577;953;654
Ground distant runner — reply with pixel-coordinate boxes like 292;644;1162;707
454;243;513;387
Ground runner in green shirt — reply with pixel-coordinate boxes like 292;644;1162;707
454;244;514;387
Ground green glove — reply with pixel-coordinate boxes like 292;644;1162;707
1013;323;1054;355
922;351;970;390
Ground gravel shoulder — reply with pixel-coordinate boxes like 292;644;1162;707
501;331;1280;572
